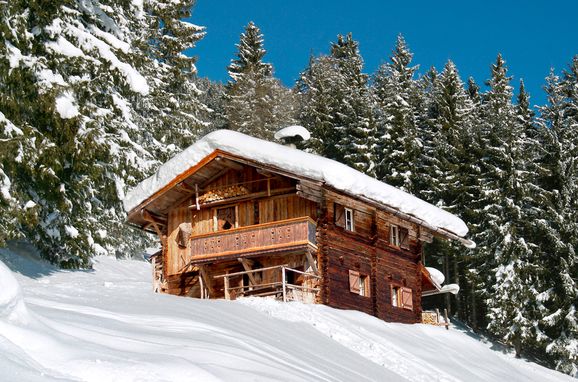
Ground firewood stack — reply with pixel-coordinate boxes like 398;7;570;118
199;185;249;203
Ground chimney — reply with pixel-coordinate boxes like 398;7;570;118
274;125;311;149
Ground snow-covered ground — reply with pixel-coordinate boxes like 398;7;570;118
0;243;573;382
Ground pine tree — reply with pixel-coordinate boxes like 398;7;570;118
0;0;208;266
329;33;374;174
298;34;373;173
297;54;342;158
138;0;209;161
420;61;478;320
470;55;540;357
372;35;421;193
225;22;296;140
536;62;578;376
195;77;227;131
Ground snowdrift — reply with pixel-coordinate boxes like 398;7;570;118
0;247;573;382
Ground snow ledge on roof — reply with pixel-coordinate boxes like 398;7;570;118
123;130;469;237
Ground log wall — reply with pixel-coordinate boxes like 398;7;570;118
319;190;424;323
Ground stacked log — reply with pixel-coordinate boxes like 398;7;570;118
199;185;249;204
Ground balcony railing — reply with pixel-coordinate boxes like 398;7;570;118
189;216;317;261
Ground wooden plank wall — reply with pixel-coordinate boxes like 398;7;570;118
319;190;423;323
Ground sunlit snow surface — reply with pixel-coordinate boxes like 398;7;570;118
0;245;572;382
124;130;469;237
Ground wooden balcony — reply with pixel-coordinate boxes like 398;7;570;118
189;217;317;263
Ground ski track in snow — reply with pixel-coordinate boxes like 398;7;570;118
0;248;574;382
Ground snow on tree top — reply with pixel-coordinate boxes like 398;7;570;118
274;125;311;141
124;130;470;237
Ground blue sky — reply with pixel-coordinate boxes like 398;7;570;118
189;1;577;106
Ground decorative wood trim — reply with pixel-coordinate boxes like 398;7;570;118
190;216;317;240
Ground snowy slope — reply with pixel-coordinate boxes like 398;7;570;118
0;245;572;382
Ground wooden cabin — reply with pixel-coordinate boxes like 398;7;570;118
124;130;473;324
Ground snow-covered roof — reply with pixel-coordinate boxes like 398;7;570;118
274;125;311;141
124;130;469;238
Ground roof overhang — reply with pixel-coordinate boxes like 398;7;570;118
126;145;475;249
126;149;323;229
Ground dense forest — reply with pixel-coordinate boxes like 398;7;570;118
0;0;575;376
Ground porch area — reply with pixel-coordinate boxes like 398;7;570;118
214;264;321;303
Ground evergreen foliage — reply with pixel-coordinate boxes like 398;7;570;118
372;35;420;193
0;0;207;266
298;33;373;173
225;22;296;140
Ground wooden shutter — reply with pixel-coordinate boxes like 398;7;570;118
399;228;410;250
401;287;413;310
349;270;360;294
335;203;345;228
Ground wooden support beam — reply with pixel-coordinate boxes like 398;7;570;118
176;181;195;193
188;187;296;210
141;209;167;226
238;258;258;285
224;274;230;300
305;250;319;275
141;209;166;238
199;274;205;299
199;266;215;297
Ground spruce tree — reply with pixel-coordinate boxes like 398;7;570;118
536;62;578;376
225;22;296;140
298;34;373;174
297;54;342;158
0;0;208;266
329;33;374;174
372;35;421;193
137;0;209;161
471;56;539;357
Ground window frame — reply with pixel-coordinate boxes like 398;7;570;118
390;224;400;246
391;284;413;311
344;207;354;232
213;204;239;232
349;269;370;297
391;285;400;307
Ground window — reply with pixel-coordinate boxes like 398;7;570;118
391;285;413;311
392;286;400;307
335;203;355;231
390;225;399;246
214;206;237;231
389;225;410;249
344;208;354;231
349;270;370;297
